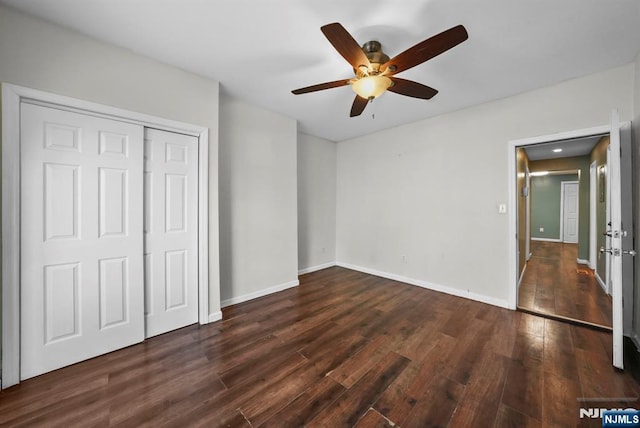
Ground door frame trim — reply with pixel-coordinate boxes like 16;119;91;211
589;160;597;269
2;83;211;388
507;124;615;309
525;167;531;261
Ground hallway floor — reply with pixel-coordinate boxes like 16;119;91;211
518;241;612;328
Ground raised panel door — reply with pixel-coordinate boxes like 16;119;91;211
144;128;198;338
20;103;144;380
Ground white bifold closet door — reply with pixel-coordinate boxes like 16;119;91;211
20;103;145;380
143;128;198;338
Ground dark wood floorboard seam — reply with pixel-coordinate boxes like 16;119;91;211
517;306;613;332
1;266;636;427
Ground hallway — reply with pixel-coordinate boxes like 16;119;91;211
518;241;613;328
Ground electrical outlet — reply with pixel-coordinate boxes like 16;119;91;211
401;255;407;263
321;247;325;253
539;227;544;232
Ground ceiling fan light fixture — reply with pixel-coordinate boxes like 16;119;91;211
292;23;468;117
351;75;392;100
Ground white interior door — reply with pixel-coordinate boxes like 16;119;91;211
609;110;623;369
144;128;199;338
606;147;612;293
561;181;579;243
20;103;144;380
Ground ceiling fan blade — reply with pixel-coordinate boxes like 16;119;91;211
292;79;351;95
350;95;369;117
388;77;438;99
382;25;468;75
321;23;371;70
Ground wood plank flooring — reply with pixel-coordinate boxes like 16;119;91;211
518;241;613;327
1;266;636;427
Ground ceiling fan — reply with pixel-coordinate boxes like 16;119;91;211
292;23;468;117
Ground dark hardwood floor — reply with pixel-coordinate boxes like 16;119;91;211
518;241;613;328
1;266;636;427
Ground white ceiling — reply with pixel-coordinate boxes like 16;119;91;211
524;135;604;161
2;0;639;142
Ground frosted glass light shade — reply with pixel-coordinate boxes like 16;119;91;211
351;75;392;99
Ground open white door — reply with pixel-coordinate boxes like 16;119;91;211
609;110;623;369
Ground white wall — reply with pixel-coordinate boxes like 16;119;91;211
0;5;221;315
219;94;298;305
337;64;634;307
297;133;337;273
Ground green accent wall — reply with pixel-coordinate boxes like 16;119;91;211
529;156;591;260
531;174;579;240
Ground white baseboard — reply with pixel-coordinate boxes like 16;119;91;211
220;279;300;308
335;261;510;309
631;333;640;352
576;258;590;265
595;271;608;295
298;261;336;275
207;311;222;323
531;237;562;242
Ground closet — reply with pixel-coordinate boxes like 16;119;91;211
19;102;199;380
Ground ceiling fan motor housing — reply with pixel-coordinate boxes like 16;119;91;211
360;41;389;74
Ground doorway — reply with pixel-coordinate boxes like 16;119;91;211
517;136;612;328
508;117;633;370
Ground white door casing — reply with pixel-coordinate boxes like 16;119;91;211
525;167;531;260
20;103;145;380
589;161;597;270
144;128;199;338
561;181;579;244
